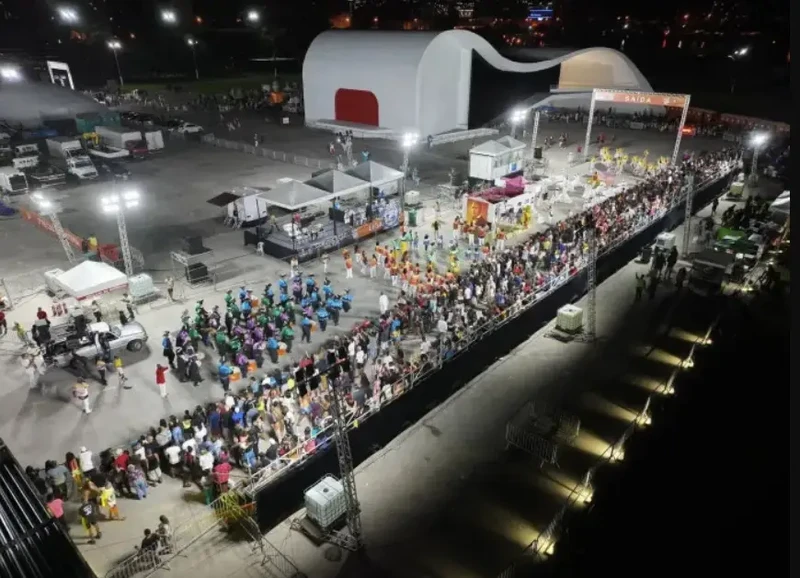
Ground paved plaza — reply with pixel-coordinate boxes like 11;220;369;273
0;122;736;577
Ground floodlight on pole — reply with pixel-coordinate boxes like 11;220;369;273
57;6;79;23
31;193;76;263
246;9;260;23
101;189;139;277
161;9;178;24
400;131;418;177
186;37;200;80
509;108;527;139
107;40;124;87
0;66;22;82
749;132;768;184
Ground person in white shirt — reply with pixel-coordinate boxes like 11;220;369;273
437;318;448;334
198;449;214;474
164;444;182;476
193;424;207;443
419;339;431;356
224;393;235;411
181;437;197;454
378;292;389;315
79;447;95;477
355;348;366;369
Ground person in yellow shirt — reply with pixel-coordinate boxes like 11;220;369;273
100;481;125;520
87;234;98;253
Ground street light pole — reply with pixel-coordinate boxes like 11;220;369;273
749;133;767;185
509;108;526;140
107;40;124;87
400;132;418;213
187;39;199;80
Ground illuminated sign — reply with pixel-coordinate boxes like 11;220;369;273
594;90;688;108
527;8;553;21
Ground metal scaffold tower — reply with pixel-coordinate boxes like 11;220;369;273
116;207;134;277
48;212;76;263
328;376;363;551
583;225;598;342
681;175;696;257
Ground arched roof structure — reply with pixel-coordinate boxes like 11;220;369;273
303;30;654;137
0;81;105;127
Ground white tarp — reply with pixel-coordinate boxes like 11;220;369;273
345;161;404;188
769;191;790;215
55;261;128;301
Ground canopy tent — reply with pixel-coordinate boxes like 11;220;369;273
55;260;128;301
254;179;332;211
345;160;404;188
769;191;790;215
306;169;370;195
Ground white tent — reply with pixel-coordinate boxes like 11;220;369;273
769;191;790;215
306;169;370;195
469;137;526;181
55;261;128;301
345;161;404;188
254;179;332;211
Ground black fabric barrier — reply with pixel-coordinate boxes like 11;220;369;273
254;174;731;532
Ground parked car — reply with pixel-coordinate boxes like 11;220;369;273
171;122;203;135
45;321;148;368
95;159;131;180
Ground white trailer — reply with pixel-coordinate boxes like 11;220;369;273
144;130;164;152
0;166;28;194
95;125;143;150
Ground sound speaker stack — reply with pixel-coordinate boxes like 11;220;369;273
182;236;206;255
185;262;209;283
534;146;543;160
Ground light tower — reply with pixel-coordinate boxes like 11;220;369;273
681;174;696;257
107;40;124;87
582;220;598;342
31;193;76;264
509;108;527;139
101;189;139;277
328;375;363;551
400;131;418;179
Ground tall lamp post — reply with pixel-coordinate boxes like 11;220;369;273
107;40;124;87
400;132;418;211
727;47;748;94
186;38;199;80
101;190;139;277
160;9;178;25
749;132;767;185
509;108;527;139
31;193;76;264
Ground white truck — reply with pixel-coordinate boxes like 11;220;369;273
144;130;164;152
87;145;130;160
0;166;29;195
46;137;99;180
95;126;149;158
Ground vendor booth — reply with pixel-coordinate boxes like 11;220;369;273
243;161;405;262
768;191;789;225
468;136;527;182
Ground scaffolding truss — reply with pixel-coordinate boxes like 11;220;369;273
505;400;581;467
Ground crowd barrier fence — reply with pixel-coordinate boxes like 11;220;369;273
200;134;335;170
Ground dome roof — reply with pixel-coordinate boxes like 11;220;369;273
0;82;106;127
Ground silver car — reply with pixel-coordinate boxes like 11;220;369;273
48;321;148;367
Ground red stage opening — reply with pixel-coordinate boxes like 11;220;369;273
335;88;379;126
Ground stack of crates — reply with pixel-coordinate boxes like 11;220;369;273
304;475;347;530
556;304;584;334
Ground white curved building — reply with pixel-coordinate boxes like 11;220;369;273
303;30;654;137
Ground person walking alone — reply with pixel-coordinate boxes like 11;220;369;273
156;364;168;398
73;377;91;414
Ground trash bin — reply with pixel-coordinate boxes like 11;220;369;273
408;208;418;227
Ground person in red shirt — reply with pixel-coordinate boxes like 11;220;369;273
36;307;48;321
156;364;168;398
0;310;6;335
212;460;232;495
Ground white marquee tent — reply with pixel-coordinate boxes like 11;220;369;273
53;261;128;301
345;161;405;188
303;29;654;137
306;169;370;195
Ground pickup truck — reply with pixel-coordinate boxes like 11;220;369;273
87;144;130;160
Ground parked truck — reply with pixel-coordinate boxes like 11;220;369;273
95;126;148;158
144;129;164;152
25;164;67;189
0;165;29;195
45;137;99;180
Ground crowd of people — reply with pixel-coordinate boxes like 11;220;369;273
24;145;737;554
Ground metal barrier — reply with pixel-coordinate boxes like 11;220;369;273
0;267;52;309
201;135;335;170
430;127;499;147
494;316;721;576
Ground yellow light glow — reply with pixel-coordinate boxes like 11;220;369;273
636;412;652;426
667;328;704;343
532;469;579;500
647;348;685;367
681;358;695;369
610;443;625;462
470;500;540;548
625;373;663;392
572;430;612;457
579;392;638;422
